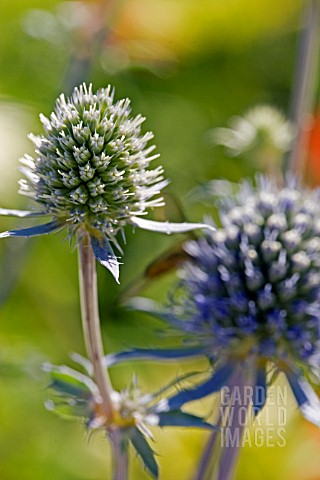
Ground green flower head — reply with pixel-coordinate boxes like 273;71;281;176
0;83;213;281
20;83;166;238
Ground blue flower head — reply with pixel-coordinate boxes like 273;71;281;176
0;83;212;281
160;176;320;425
115;177;320;429
177;177;320;362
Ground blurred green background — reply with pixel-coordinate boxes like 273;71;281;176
1;1;320;479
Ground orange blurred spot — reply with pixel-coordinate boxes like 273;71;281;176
307;112;320;185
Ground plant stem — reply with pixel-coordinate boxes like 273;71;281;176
216;400;245;480
64;0;118;92
78;232;114;419
110;431;129;480
284;0;320;175
216;371;251;480
193;421;222;480
194;369;253;480
193;374;238;480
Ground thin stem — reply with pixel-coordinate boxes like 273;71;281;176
284;0;320;175
64;0;121;93
194;370;253;480
193;375;238;480
216;371;253;480
78;232;114;419
110;431;129;480
216;402;245;480
193;420;222;480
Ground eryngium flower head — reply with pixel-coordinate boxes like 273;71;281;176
0;84;212;281
20;83;166;237
143;177;320;429
176;176;320;361
211;105;294;157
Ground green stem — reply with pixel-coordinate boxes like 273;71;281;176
78;233;114;419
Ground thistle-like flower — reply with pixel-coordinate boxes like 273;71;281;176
156;176;320;422
44;357;214;479
112;177;320;478
211;105;294;157
113;176;320;424
0;83;211;282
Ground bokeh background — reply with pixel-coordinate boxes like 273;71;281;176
1;1;320;479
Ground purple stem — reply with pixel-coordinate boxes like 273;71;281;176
110;430;129;480
217;371;252;480
193;372;240;480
